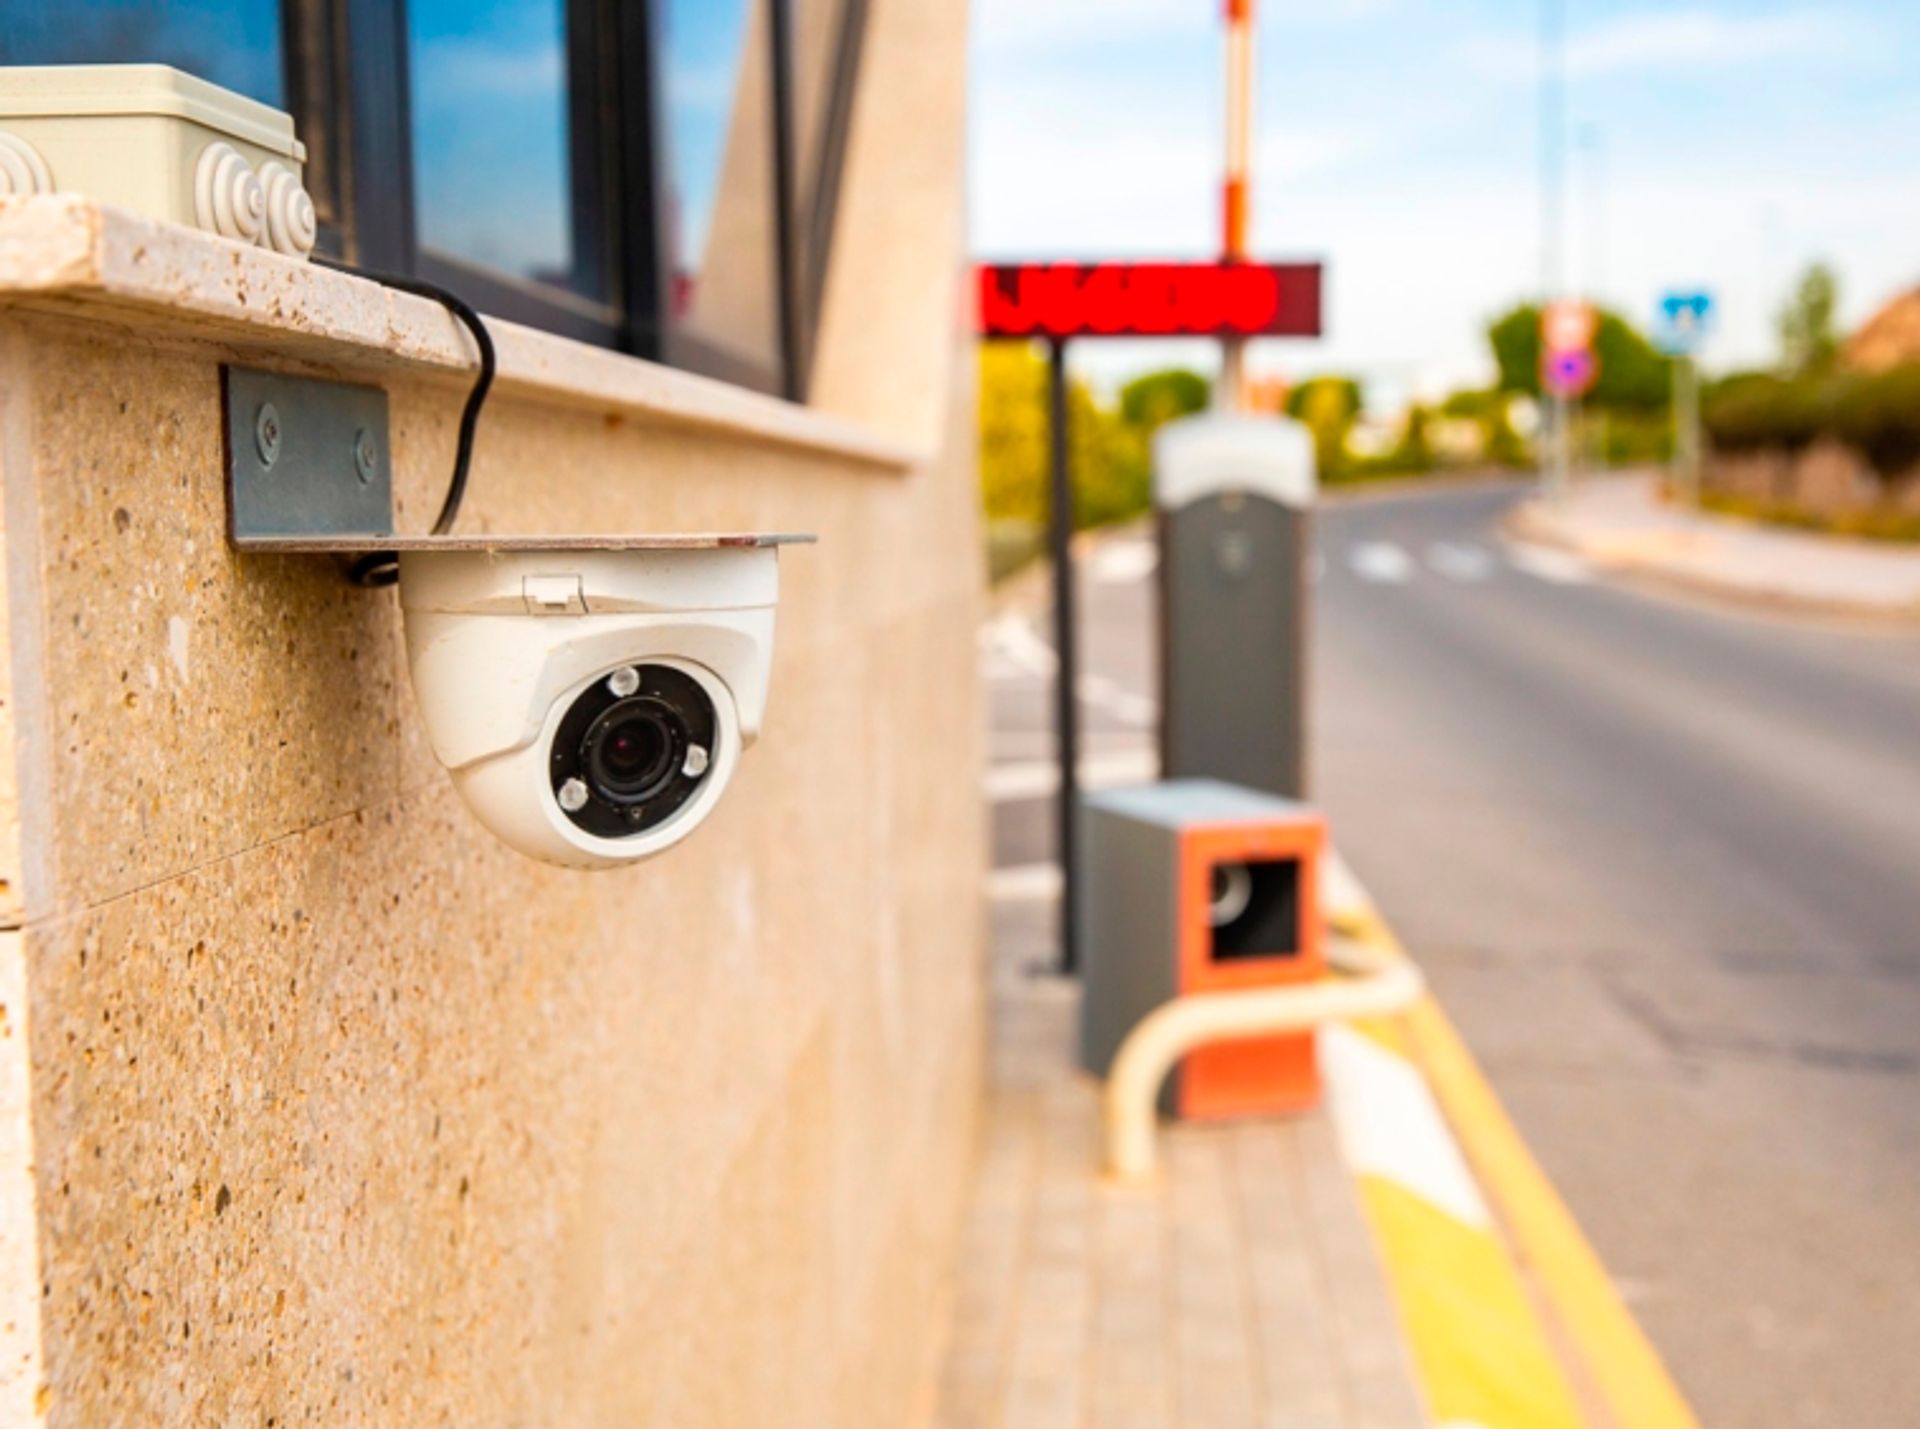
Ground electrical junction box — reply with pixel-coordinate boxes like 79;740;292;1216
0;64;316;257
1154;413;1315;799
1078;779;1325;1120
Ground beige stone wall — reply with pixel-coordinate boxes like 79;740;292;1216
1705;440;1920;515
0;0;981;1422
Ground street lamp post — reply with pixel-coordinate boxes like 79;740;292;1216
1540;0;1571;501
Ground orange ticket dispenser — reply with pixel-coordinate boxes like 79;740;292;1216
1079;779;1325;1119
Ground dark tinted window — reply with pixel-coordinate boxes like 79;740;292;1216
6;0;869;391
407;0;594;298
659;0;782;379
0;0;284;105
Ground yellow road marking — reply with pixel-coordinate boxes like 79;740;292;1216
1403;995;1698;1428
1337;908;1699;1429
1357;1175;1585;1429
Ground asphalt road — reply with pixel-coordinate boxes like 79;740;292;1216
984;479;1920;1427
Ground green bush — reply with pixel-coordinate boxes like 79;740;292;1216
1704;364;1920;477
984;518;1044;584
1702;372;1830;453
1831;365;1920;477
979;352;1208;539
1119;369;1210;429
1698;490;1920;543
1285;375;1365;478
1592;409;1672;467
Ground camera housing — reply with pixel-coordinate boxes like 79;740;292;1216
398;542;786;869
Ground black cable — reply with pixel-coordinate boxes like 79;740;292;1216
312;256;497;586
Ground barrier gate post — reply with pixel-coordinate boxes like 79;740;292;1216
1154;413;1316;799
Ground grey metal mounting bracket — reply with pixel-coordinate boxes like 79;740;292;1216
222;364;814;558
224;365;395;543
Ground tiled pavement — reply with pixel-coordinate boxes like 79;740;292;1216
930;892;1427;1429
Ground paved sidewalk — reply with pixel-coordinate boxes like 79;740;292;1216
930;889;1427;1429
1512;470;1920;617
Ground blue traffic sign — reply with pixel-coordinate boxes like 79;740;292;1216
1655;291;1713;355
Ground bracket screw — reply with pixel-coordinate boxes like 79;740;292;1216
254;403;282;467
353;428;379;485
557;778;589;813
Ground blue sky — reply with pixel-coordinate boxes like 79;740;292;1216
0;1;283;105
408;0;748;289
970;0;1920;405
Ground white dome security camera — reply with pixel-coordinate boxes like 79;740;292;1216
397;542;784;869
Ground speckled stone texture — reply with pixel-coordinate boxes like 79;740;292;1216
0;0;979;1417
0;306;984;1421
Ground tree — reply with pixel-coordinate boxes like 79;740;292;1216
1285;375;1364;477
1440;388;1529;467
1487;302;1668;410
1591;312;1669;409
1488;305;1543;397
1393;402;1435;470
1778;262;1840;375
976;343;1145;531
1119;368;1210;431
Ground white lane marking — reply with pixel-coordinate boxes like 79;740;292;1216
1091;539;1158;585
982;614;1156;723
983;611;1058;677
1349;541;1416;584
985;746;1159;802
1427;542;1494;582
1077;674;1155;727
988;862;1062;902
1507;543;1593;585
1322;1023;1494;1231
1318;847;1374;928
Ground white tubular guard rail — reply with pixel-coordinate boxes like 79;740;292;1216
1103;936;1426;1182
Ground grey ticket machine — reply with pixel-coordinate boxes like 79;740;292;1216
1153;414;1316;799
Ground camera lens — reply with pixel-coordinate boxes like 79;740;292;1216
549;663;721;839
584;700;682;804
1209;862;1254;927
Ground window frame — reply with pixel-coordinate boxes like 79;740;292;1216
780;0;870;396
282;0;866;399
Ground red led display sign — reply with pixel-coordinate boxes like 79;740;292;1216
978;261;1322;340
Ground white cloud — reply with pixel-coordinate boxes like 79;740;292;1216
668;59;737;114
1464;8;1864;80
1266;127;1373;182
970;66;1379;256
969;0;1917;402
973;0;1193;53
975;0;1392;55
413;37;563;97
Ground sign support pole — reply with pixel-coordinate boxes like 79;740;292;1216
1047;338;1081;977
1673;353;1699;506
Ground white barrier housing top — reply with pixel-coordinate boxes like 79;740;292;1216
1152;412;1317;511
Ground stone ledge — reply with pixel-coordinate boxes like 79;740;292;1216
0;193;917;472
